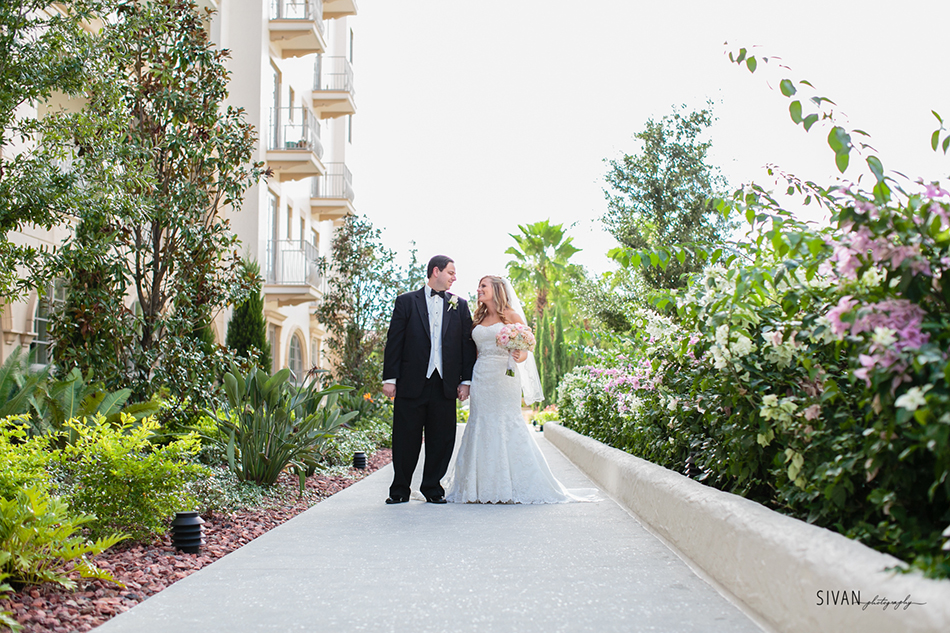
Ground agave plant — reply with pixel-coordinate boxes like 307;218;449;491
214;365;357;491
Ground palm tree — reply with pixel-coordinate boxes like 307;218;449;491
505;220;580;319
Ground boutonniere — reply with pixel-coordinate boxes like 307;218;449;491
447;295;459;310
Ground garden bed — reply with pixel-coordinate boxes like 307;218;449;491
0;449;391;633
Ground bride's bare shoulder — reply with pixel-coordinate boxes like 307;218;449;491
504;309;524;325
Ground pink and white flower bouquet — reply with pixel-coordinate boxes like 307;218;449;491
496;323;536;377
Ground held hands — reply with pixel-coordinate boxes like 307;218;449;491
510;349;528;363
457;384;470;402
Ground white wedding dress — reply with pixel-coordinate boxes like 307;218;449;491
444;323;595;504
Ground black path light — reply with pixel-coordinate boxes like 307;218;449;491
171;511;206;554
352;451;367;469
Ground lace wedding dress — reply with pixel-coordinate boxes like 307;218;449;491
444;323;595;504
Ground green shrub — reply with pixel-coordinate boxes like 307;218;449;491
0;348;47;419
0;417;52;500
226;258;271;371
560;52;950;579
56;415;206;541
186;466;274;515
0;486;126;589
213;365;358;490
29;367;161;441
319;413;392;468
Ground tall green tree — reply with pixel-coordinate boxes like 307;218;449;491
314;215;402;393
226;259;271;371
505;219;581;320
51;0;261;410
0;0;109;299
604;104;733;291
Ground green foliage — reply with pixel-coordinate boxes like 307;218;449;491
604;104;734;293
213;366;358;490
226;258;272;371
565;55;950;578
56;415;206;541
0;0;111;300
186;466;275;516
0;486;126;590
27;367;161;441
506;219;581;319
0;418;52;500
0;348;47;419
314;215;404;393
536;309;555;404
50;0;262;413
319;413;393;468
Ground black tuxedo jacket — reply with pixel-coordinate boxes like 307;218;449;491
382;288;477;400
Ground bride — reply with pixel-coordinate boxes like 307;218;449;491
444;276;595;504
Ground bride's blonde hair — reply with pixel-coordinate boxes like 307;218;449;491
472;276;512;328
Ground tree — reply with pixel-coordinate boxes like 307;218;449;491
226;258;271;371
505;219;581;320
314;215;402;393
0;0;108;299
398;241;427;295
604;104;734;291
50;0;261;411
534;310;557;403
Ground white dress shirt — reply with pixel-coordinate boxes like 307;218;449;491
425;288;444;379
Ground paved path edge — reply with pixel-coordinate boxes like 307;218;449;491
544;422;950;633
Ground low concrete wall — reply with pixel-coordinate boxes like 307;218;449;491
545;422;950;633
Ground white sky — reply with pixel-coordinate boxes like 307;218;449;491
346;0;950;298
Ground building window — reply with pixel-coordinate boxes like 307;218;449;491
30;282;66;366
288;334;303;382
287;206;293;239
347;114;352;144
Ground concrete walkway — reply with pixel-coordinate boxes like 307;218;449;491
96;426;763;632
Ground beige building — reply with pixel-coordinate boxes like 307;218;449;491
0;0;358;381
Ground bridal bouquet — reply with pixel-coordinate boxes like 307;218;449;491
496;323;536;377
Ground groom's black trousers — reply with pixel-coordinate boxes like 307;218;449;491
390;372;457;499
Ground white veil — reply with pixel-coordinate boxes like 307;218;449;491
501;278;544;405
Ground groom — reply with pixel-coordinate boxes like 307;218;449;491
382;255;477;504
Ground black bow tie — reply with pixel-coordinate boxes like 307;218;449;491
430;289;446;299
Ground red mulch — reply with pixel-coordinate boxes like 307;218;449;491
0;449;392;633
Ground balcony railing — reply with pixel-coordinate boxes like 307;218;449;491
270;0;324;34
263;239;321;287
268;106;323;159
311;162;354;201
313;56;354;95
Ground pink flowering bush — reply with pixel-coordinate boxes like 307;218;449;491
559;53;950;578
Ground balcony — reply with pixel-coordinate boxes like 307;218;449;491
322;0;357;19
269;0;327;59
311;163;355;222
312;55;356;119
266;106;325;182
262;240;322;306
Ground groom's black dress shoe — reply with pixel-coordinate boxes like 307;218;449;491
385;495;409;504
424;495;447;504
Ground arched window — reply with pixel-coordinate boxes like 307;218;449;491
288;334;303;383
311;337;320;371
